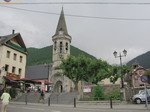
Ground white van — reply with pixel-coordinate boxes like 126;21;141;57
132;89;150;104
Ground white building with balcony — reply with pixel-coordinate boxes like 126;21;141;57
0;32;27;88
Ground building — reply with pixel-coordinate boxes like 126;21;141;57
0;31;27;88
50;8;73;93
25;64;52;92
25;8;73;93
132;65;147;87
124;63;150;101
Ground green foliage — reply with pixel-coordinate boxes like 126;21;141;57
104;90;121;100
92;60;112;84
27;45;96;66
58;55;111;90
27;46;53;66
70;46;96;59
92;85;104;100
9;88;17;98
58;55;88;90
110;65;131;84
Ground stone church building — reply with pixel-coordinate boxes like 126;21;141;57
26;8;75;93
50;8;74;93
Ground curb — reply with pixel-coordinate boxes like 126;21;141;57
10;101;150;110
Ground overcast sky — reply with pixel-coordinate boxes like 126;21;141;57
0;0;150;64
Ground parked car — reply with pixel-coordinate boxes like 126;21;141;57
132;89;150;104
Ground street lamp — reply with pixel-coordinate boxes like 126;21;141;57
45;64;53;92
113;49;127;100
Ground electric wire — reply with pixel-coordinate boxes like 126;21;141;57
1;2;150;5
0;5;150;21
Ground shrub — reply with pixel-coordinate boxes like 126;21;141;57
92;85;104;100
9;88;17;98
105;90;120;100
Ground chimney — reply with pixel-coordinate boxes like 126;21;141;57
12;29;15;34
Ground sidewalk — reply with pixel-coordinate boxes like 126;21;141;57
10;101;150;110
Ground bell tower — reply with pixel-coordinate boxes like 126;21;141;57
51;8;72;92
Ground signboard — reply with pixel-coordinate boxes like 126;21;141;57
83;85;91;93
140;75;148;82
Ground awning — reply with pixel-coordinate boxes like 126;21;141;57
33;80;53;85
15;78;36;84
6;73;20;80
3;76;18;83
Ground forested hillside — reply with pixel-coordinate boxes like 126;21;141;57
27;45;96;66
127;51;150;69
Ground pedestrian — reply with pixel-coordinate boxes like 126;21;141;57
38;90;45;103
0;89;11;112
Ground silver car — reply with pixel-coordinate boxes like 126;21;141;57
132;89;150;104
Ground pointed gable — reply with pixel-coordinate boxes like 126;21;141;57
53;8;70;37
0;33;27;54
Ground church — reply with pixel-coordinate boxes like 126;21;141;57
50;8;73;93
26;8;74;93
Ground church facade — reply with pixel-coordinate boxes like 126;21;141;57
49;8;74;93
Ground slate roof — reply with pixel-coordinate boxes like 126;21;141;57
52;8;71;37
0;33;27;53
0;33;17;44
25;64;52;80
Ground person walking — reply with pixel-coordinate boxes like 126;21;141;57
0;89;11;112
38;90;45;103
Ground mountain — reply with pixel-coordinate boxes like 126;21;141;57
127;51;150;69
27;45;96;66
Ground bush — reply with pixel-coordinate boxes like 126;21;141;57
92;85;104;100
9;88;17;98
105;90;120;100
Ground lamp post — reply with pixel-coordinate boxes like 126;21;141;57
113;49;127;101
45;64;52;92
45;63;53;106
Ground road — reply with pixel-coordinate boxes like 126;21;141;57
8;104;150;112
7;103;150;112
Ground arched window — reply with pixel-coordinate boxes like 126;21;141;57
66;42;68;51
60;41;63;53
54;41;57;51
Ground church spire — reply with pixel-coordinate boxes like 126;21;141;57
54;8;69;36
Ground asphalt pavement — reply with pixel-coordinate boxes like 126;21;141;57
9;101;150;111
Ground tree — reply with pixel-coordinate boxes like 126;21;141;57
110;66;120;84
58;55;111;91
110;65;130;84
58;55;86;90
83;59;112;84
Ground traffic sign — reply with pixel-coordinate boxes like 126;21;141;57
140;75;148;82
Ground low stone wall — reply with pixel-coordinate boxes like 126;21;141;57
77;100;123;105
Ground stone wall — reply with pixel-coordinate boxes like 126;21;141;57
103;84;120;94
81;84;120;100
